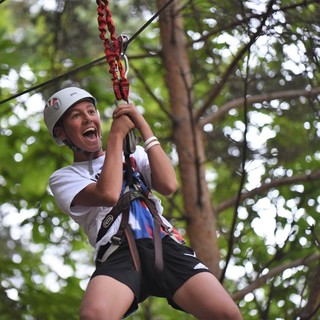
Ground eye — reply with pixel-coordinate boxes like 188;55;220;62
88;108;97;115
71;112;80;119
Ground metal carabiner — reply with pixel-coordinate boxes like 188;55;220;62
119;34;129;55
118;35;130;78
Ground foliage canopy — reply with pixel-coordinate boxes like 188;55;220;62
1;0;320;319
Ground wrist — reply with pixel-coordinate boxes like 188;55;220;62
143;136;160;152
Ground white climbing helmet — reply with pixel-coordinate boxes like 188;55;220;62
43;87;97;145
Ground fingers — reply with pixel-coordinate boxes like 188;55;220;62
112;103;148;133
111;114;135;134
113;103;136;118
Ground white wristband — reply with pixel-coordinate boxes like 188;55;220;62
144;140;160;152
143;136;158;149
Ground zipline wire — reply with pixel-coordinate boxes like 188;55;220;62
0;58;105;105
0;0;174;106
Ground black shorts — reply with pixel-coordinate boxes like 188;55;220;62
91;236;211;318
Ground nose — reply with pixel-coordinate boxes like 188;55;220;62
82;113;93;123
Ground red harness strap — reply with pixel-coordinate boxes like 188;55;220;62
96;0;130;102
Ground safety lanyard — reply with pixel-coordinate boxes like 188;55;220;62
96;0;130;102
96;1;175;159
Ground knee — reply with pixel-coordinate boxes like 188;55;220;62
80;308;94;320
80;301;128;320
201;301;243;320
220;304;243;320
80;304;103;320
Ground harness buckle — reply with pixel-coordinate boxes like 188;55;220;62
130;190;142;201
111;235;123;245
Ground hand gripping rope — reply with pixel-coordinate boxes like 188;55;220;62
96;0;136;155
96;0;174;158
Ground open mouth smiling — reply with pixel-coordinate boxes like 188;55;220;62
83;127;97;139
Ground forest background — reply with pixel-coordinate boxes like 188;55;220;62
1;0;320;319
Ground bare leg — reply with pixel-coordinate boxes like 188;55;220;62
80;275;134;320
173;272;243;320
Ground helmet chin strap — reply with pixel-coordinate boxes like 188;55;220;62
63;137;103;175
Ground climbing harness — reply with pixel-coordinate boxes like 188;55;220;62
95;186;172;275
95;0;176;277
95;168;179;278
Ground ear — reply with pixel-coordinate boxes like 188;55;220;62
53;125;67;142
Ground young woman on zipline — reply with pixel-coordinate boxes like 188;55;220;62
43;86;243;320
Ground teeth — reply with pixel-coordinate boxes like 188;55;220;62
83;127;96;134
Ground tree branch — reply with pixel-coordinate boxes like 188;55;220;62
189;0;318;46
195;1;274;121
297;258;320;319
200;86;320;127
216;170;320;214
232;253;320;301
130;64;173;119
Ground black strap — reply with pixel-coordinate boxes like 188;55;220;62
96;207;141;273
96;191;132;243
153;218;164;276
124;153;134;187
124;220;141;273
96;189;170;243
140;194;165;276
96;187;168;276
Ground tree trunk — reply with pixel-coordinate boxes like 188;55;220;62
157;0;221;275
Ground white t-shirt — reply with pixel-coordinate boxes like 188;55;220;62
49;146;175;256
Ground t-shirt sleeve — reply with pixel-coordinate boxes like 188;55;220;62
134;145;153;189
49;166;94;216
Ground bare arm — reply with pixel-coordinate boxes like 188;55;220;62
113;104;178;195
73;114;134;207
